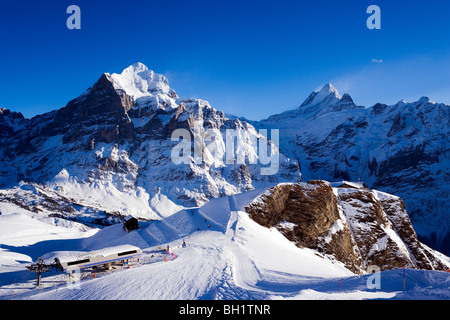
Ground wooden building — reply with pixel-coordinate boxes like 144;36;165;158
123;214;140;232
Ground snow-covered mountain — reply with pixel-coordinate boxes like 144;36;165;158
264;83;363;122
0;63;299;222
256;84;449;254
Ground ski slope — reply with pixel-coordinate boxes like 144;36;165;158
0;188;449;300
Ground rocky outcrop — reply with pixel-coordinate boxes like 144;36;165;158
245;181;447;273
375;191;447;270
246;181;362;273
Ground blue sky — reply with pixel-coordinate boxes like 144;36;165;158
0;0;449;119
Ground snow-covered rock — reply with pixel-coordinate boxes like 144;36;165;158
245;181;448;273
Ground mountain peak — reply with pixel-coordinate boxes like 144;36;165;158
108;63;175;100
262;84;361;122
297;83;366;117
298;83;342;111
318;83;340;96
129;61;148;71
417;96;434;105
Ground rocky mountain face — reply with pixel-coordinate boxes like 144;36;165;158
0;63;300;221
256;84;449;254
245;181;447;273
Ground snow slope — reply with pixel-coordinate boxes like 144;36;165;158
1;188;448;300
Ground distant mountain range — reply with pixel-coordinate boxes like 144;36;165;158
0;63;448;254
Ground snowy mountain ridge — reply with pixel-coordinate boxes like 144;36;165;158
264;83;364;122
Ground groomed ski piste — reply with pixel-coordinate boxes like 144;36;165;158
0;187;449;300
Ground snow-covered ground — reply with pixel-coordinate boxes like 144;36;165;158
0;188;449;300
